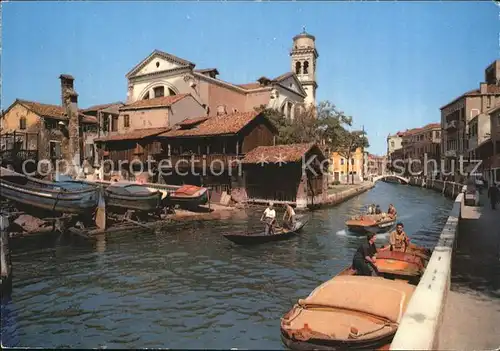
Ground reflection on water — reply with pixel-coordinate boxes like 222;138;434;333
2;182;453;349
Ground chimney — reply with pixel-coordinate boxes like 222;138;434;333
59;74;81;177
480;82;488;94
216;105;227;116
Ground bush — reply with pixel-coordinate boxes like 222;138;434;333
332;180;341;185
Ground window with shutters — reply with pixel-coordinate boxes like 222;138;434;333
19;116;27;130
123;114;130;128
111;116;118;132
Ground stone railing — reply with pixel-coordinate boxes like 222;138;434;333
390;179;465;350
408;177;465;200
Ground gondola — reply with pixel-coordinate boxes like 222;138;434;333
280;276;416;350
222;218;309;245
345;214;397;234
0;167;99;215
103;183;162;213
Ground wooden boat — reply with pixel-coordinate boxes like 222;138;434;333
222;218;309;245
104;183;162;213
0;167;99;215
337;250;427;285
84;179;209;208
345;214;397;234
280;276;416;350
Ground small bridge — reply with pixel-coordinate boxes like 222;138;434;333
372;174;410;184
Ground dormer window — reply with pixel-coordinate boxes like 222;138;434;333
19;116;26;130
168;88;176;96
142;92;150;100
156;61;160;68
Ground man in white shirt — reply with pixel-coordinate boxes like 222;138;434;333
261;202;276;235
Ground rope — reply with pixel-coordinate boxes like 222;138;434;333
348;322;397;339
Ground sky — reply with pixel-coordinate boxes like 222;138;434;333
1;1;498;155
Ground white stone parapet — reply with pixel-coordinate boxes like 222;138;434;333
390;182;464;350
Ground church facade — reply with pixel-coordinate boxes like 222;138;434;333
124;30;318;120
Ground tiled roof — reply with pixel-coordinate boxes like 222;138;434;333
161;111;271;138
81;102;124;113
120;94;190;111
237;83;263;90
237;72;296;91
403;123;441;136
195;68;219;75
177;116;209;127
94;127;170;142
273;72;294;82
241;142;321;164
17;99;97;124
441;84;500;110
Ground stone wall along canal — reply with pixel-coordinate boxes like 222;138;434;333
2;181;453;349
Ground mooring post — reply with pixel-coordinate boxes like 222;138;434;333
1;225;13;298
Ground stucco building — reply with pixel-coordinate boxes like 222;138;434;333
440;59;500;180
401;123;441;176
329;147;365;183
124;30;318;120
0;75;98;173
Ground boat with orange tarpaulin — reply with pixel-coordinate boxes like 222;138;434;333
345;214;397;234
335;242;430;284
280;276;416;350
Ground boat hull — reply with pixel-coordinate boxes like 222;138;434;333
337;246;428;284
104;188;162;213
281;331;393;350
223;220;308;245
280;276;415;351
0;177;98;215
84;180;209;208
346;215;397;234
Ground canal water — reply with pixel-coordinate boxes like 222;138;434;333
2;182;453;349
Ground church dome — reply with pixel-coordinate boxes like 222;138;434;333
293;28;315;49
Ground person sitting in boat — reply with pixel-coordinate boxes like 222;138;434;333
352;233;380;277
389;222;410;252
374;205;382;214
367;204;376;214
261;202;277;235
283;203;296;230
387;204;397;217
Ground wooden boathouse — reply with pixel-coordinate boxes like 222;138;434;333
94;127;168;181
155;110;278;202
241;143;329;208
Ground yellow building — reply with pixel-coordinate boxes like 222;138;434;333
329;147;365;183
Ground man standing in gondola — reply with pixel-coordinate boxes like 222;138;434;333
261;202;276;235
352;233;380;276
283;203;296;230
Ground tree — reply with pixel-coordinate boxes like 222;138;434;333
336;129;370;184
256;100;352;146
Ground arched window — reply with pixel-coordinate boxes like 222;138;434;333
287;102;292;119
168;88;176;96
303;61;309;74
280;103;286;115
295;61;302;75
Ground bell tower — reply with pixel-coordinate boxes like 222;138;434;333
290;27;318;108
